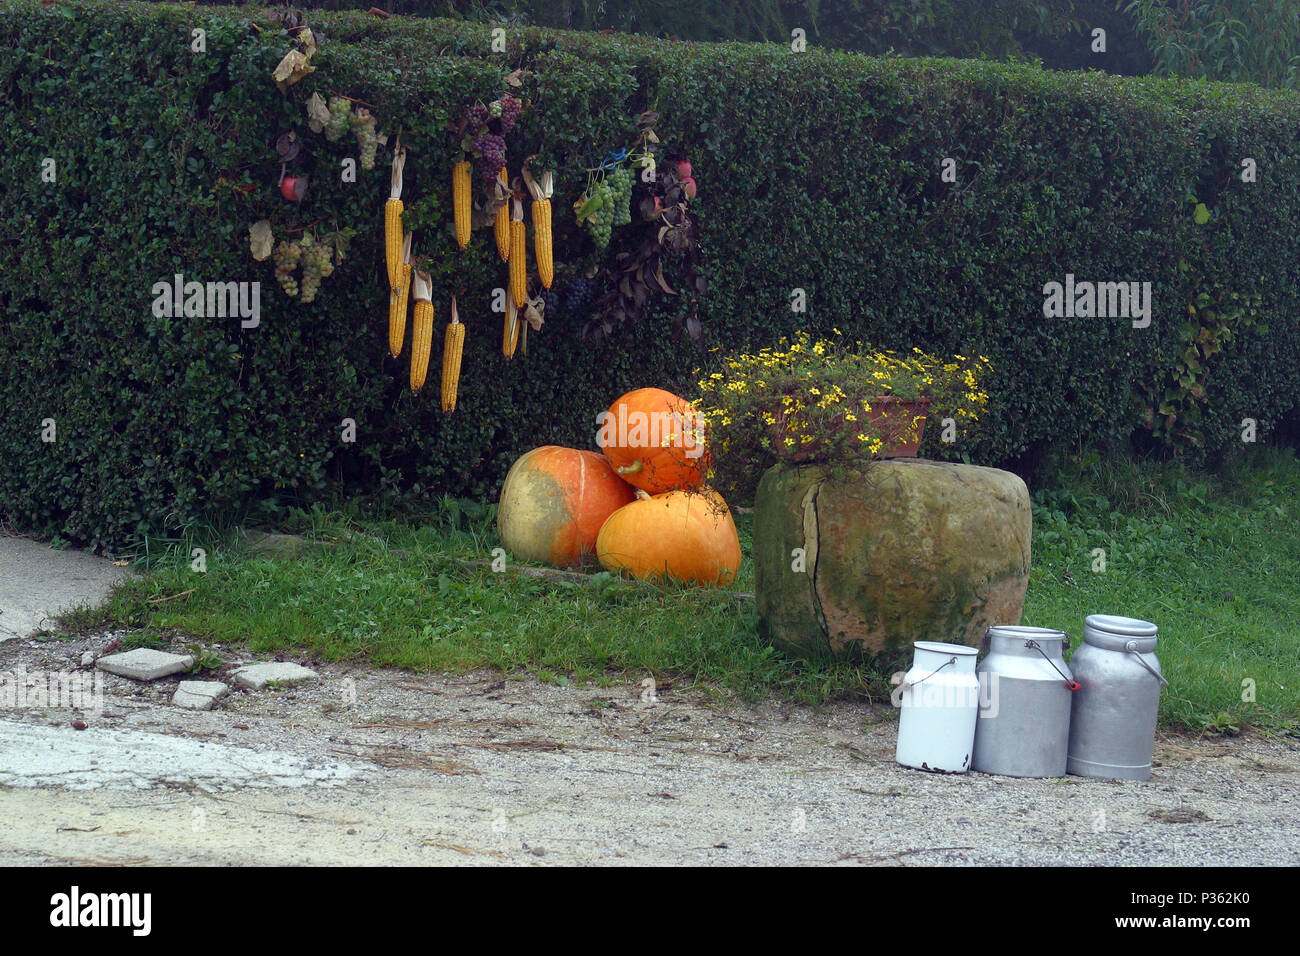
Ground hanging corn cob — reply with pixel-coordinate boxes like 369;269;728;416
523;165;554;289
493;168;511;263
509;199;527;309
441;295;466;413
410;267;434;392
388;232;413;358
385;147;407;292
452;160;472;249
502;293;520;360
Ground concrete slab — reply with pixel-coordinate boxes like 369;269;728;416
231;662;319;689
0;535;134;641
96;648;194;681
0;722;361;791
172;681;229;711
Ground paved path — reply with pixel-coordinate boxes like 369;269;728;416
0;535;133;641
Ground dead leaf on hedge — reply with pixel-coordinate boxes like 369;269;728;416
276;131;302;162
523;295;545;331
248;220;274;261
306;92;330;133
652;261;676;295
272;49;315;91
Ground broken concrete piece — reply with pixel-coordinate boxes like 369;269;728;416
80;650;94;667
231;662;319;689
95;648;194;681
172;681;230;711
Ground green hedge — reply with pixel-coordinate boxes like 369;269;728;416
2;1;1298;549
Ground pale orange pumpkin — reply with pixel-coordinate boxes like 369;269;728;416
595;486;741;587
497;446;637;568
596;387;711;494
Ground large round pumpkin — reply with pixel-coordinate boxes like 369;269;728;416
597;387;711;494
497;446;637;568
596;487;741;587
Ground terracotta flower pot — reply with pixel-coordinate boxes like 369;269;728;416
769;395;931;462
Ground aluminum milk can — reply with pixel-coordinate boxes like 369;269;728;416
972;626;1078;778
895;641;980;773
1067;614;1166;780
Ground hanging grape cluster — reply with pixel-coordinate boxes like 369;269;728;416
583;179;615;251
299;233;336;303
564;277;596;315
353;108;378;170
271;232;340;302
608;165;633;226
325;96;352;141
272;240;301;297
463;94;521;182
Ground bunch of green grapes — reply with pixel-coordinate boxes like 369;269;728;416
608;165;633;226
353;109;378;171
272;240;301;298
584;179;615;250
299;234;333;303
325;96;352;142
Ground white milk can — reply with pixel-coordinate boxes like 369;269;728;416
1067;614;1166;780
895;640;980;773
972;625;1079;777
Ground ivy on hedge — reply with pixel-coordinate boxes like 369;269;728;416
1;1;1298;548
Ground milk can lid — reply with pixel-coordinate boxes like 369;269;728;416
1086;614;1158;637
913;640;978;656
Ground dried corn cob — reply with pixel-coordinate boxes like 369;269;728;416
385;147;406;292
509;199;526;309
494;168;511;262
441;295;465;413
502;294;520;360
523;167;555;289
452;160;471;249
532;198;553;289
388;232;413;358
410;267;434;392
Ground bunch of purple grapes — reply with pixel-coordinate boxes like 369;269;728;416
564;277;595;315
541;288;560;320
473;133;506;180
496;95;521;132
465;102;490;133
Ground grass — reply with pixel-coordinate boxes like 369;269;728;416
1023;445;1300;735
53;448;1300;733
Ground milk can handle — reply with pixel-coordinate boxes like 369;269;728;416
1125;640;1170;687
907;656;957;687
1025;639;1081;691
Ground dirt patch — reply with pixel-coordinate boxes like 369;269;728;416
2;634;1298;866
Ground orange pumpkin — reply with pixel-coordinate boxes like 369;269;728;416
597;387;710;494
596;487;741;587
497;446;637;568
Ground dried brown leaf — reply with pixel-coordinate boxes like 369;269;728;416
248;220;274;261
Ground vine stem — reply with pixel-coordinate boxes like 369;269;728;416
284;218;329;234
328;91;378;110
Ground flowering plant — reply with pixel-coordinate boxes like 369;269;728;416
694;331;991;486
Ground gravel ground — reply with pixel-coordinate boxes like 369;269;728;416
1;634;1297;866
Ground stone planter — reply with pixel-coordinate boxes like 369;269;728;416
770;395;930;462
752;458;1031;658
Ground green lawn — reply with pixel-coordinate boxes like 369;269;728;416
55;447;1300;733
